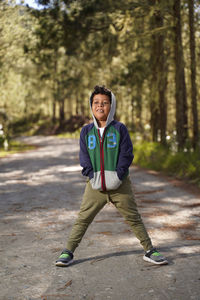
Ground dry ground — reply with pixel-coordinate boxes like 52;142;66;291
0;136;200;300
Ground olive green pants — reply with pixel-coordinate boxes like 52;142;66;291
66;176;153;252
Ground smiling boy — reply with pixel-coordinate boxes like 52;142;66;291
92;93;111;127
56;85;168;266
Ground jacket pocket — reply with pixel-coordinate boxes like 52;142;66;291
89;171;102;190
104;171;122;191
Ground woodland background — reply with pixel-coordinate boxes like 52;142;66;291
0;0;200;185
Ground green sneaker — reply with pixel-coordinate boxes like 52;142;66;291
56;249;74;267
143;248;168;265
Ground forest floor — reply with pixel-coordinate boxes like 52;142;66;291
0;136;200;300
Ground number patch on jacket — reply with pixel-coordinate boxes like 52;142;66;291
107;133;117;148
88;133;117;149
88;135;96;149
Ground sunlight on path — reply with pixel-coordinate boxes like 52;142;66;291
0;137;199;300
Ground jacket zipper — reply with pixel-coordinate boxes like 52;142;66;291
97;128;106;191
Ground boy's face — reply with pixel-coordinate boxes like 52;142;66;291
92;94;111;124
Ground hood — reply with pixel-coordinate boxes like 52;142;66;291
90;92;116;129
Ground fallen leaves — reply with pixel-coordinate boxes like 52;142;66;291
141;210;171;217
57;280;72;291
162;222;196;231
135;188;164;195
180;202;200;208
41;294;70;299
90;258;107;265
95;219;115;223
97;231;112;235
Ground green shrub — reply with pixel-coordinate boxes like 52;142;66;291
132;140;200;187
8;112;43;136
133;142;169;171
57;127;81;139
0;140;36;157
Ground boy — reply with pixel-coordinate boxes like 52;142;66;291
56;85;168;266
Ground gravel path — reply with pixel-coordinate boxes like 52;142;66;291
0;136;200;300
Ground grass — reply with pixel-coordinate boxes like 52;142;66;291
57;128;81;139
132;140;200;188
0;140;36;158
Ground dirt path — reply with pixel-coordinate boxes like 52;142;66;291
0;136;200;300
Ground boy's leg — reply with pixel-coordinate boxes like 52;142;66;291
109;176;153;252
66;181;107;253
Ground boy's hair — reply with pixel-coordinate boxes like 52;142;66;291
90;85;112;105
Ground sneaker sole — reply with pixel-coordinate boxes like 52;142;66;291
143;255;168;265
55;259;74;267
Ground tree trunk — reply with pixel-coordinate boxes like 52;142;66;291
188;0;199;150
59;98;65;127
149;3;168;143
136;85;143;132
75;93;79;115
173;0;188;150
80;93;85;116
149;8;159;142
52;99;56;124
156;9;168;146
52;53;58;124
131;95;134;131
